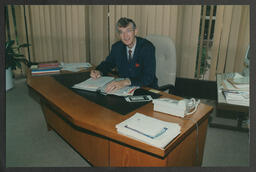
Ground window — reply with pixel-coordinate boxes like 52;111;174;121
195;5;217;79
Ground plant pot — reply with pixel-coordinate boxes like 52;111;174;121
6;67;13;91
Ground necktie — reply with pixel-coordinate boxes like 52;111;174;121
128;50;132;62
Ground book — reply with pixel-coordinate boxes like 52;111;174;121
31;67;62;71
116;113;181;149
31;70;60;76
60;62;92;72
31;62;61;76
72;76;139;96
222;90;249;106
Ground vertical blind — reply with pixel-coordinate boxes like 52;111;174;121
27;5;90;63
108;5;179;44
89;5;109;66
208;5;249;80
176;5;201;78
6;5;249;80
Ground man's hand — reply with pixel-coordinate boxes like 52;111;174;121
90;70;101;79
105;78;131;93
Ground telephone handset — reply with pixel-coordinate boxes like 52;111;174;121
178;98;200;115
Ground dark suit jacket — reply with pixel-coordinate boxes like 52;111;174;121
96;36;158;89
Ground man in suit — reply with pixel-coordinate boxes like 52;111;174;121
90;17;158;93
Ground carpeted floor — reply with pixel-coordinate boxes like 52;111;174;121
5;78;249;167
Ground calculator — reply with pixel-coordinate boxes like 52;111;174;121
125;95;153;102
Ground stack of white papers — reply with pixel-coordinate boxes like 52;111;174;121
222;73;249;106
60;62;92;72
116;113;181;149
223;90;249;106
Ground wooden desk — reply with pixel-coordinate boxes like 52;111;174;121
210;73;249;132
27;72;213;167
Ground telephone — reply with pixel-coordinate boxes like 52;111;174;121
178;98;200;115
152;98;200;117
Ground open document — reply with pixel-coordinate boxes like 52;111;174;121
72;76;139;96
116;113;181;149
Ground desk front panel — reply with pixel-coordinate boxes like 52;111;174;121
41;100;109;166
27;72;213;166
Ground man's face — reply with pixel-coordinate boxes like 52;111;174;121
118;23;137;48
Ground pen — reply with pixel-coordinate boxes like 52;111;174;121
128;87;137;94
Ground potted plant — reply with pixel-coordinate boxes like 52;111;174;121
5;40;30;91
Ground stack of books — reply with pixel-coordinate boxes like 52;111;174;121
222;90;249;106
222;73;249;106
116;113;181;149
31;62;62;76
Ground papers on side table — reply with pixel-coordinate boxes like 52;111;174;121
223;90;249;106
116;113;181;149
221;72;249;106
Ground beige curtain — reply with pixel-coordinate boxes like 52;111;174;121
24;5;109;66
7;5;249;80
208;5;249;80
26;5;90;63
176;5;201;78
5;5;29;76
88;5;109;66
108;5;179;45
6;5;202;79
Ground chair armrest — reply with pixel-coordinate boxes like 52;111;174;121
158;84;175;94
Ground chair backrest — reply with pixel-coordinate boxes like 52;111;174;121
145;34;176;87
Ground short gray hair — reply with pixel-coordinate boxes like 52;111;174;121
116;17;136;32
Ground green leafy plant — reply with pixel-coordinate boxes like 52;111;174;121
195;46;211;78
5;40;30;70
